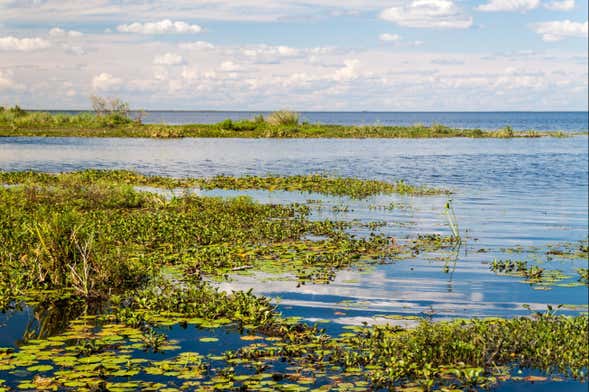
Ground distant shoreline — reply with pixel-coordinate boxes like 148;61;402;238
1;123;580;139
0;108;584;138
26;109;589;113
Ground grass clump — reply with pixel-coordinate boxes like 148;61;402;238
266;110;300;126
0;106;134;130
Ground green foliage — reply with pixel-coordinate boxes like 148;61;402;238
488;258;581;288
0;169;448;197
0;170;587;390
0;105;26;118
493;125;514;138
198;174;447;197
215;118;260;131
1;169;419;306
125;281;278;327
230;313;588;389
0;108;575;138
0;109;133;130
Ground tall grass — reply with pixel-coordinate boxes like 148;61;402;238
266;110;300;126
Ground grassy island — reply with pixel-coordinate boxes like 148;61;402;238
0;170;587;391
0;105;576;138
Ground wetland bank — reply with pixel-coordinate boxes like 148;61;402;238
0;107;579;139
0;110;588;391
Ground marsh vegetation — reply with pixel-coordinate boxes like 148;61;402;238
0;170;587;391
0;105;574;138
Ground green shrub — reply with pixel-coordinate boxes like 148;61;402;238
217;118;234;130
216;118;260;131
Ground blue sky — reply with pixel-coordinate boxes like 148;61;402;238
0;0;587;110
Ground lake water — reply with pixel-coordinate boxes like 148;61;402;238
0;135;587;390
47;110;589;132
1;136;587;319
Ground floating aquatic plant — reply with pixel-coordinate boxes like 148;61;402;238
0;170;587;391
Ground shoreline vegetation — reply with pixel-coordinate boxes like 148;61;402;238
0;104;582;139
0;169;587;390
0;169;449;198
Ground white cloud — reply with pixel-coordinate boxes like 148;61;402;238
92;72;122;91
49;27;83;38
0;36;51;51
477;0;539;12
380;0;473;29
62;44;86;55
333;59;360;81
379;33;401;42
181;66;199;80
0;1;408;23
179;41;215;50
220;61;241;71
242;45;300;58
0;70;23;91
533;20;588;41
153;52;184;65
276;46;299;56
117;19;202;34
0;20;586;111
544;0;575;11
181;66;218;81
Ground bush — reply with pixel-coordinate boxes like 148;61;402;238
90;95;130;118
266;110;300;126
216;118;260;132
217;119;234;130
0;105;27;121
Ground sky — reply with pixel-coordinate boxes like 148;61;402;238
0;0;587;111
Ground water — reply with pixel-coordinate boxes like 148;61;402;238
1;136;587;320
0;135;587;389
45;110;589;132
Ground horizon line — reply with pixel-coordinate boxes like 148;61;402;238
25;109;589;113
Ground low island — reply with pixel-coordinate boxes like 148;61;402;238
0;103;576;139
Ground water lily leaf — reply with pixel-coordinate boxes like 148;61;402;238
524;376;547;382
240;335;264;341
198;337;219;343
26;364;54;372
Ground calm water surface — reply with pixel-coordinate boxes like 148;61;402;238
0;136;587;389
